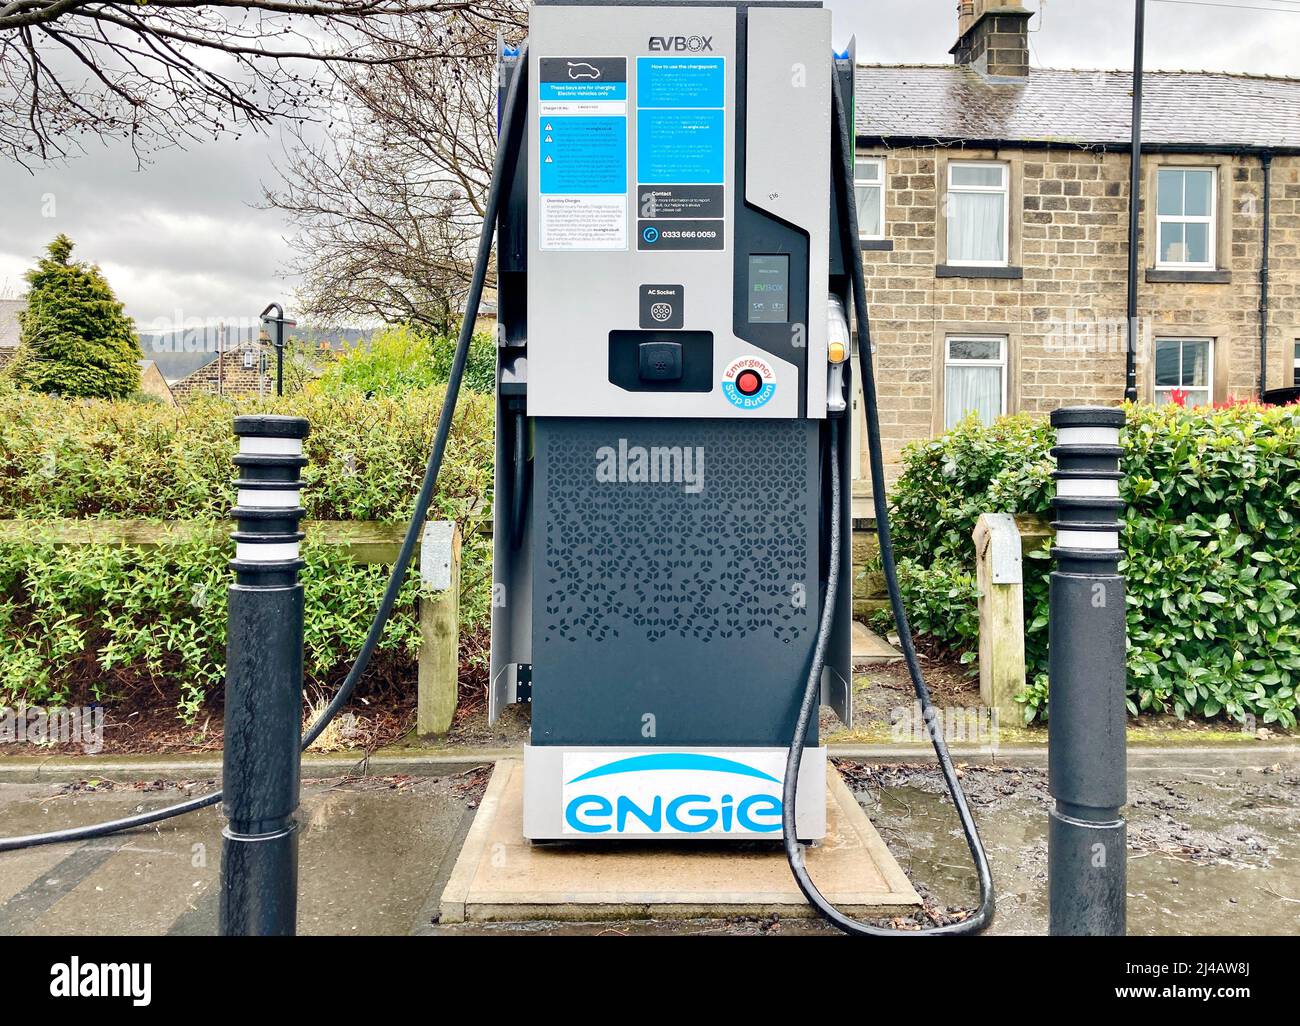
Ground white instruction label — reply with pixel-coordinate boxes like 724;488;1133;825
540;195;628;251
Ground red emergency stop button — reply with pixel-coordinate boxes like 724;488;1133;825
735;369;763;396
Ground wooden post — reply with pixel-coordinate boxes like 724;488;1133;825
973;512;1026;723
418;521;462;738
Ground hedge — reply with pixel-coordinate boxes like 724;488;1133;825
310;324;497;399
883;402;1300;728
0;384;495;720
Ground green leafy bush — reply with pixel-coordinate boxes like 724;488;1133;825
885;403;1300;727
311;324;496;398
0;384;493;522
0;382;495;719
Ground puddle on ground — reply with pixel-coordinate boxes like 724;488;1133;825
843;763;1300;936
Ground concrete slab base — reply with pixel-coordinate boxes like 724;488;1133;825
852;620;901;664
438;759;921;924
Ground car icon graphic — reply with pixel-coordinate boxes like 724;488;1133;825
566;62;602;80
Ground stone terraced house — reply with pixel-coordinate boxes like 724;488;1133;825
848;1;1300;494
0;299;22;373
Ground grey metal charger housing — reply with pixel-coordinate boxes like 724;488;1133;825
487;1;854;835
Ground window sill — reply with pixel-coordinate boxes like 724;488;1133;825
1146;268;1231;284
936;265;1023;280
860;239;894;252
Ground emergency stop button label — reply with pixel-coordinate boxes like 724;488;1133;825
722;355;776;409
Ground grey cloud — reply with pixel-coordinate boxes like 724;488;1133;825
0;129;297;326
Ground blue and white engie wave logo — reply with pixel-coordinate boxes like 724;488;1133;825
562;751;785;835
721;355;776;410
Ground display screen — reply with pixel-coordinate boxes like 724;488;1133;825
747;254;790;323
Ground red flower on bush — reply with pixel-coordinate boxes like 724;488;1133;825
1168;388;1188;407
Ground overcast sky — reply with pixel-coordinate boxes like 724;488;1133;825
1;0;1297;329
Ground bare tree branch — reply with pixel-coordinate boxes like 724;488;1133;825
265;4;524;332
0;0;519;163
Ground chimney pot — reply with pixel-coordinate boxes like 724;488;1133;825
958;1;976;36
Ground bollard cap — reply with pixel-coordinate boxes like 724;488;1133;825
1050;406;1125;430
233;415;310;440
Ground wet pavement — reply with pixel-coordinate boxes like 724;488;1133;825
0;774;478;936
0;760;1295;936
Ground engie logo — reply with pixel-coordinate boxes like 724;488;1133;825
721;355;777;409
648;35;714;52
562;751;784;835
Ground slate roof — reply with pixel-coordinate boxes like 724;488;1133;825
854;65;1300;150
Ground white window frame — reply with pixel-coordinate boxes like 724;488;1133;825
946;161;1010;268
1155;167;1217;271
1154;337;1214;407
854;156;886;241
944;335;1008;430
242;349;255;369
1292;340;1299;388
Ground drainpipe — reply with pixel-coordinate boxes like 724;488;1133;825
1124;0;1145;403
1258;153;1273;397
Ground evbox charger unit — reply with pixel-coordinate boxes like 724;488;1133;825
3;0;993;939
489;0;854;841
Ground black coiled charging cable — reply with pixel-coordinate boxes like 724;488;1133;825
780;70;996;936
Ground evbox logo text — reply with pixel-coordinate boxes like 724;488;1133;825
648;35;714;52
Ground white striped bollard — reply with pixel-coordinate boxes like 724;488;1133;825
1047;405;1127;936
219;414;309;936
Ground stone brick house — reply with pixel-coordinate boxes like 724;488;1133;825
136;360;176;405
169;339;275;401
849;0;1300;492
162;328;369;400
0;299;22;373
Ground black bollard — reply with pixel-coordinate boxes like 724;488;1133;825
1047;405;1127;936
219;414;310;936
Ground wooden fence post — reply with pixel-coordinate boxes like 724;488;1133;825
974;512;1025;722
418;521;462;738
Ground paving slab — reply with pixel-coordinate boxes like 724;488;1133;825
851;621;901;664
439;759;920;923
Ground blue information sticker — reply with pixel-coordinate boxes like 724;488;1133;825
636;57;726;109
540;116;628;195
539;80;628;102
636;109;724;185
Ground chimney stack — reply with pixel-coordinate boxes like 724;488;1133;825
951;1;1032;79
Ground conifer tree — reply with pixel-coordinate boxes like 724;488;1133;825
15;235;142;399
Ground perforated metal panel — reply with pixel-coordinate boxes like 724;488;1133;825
531;418;820;747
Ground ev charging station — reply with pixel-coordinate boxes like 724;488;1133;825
0;0;1146;944
489;0;855;841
